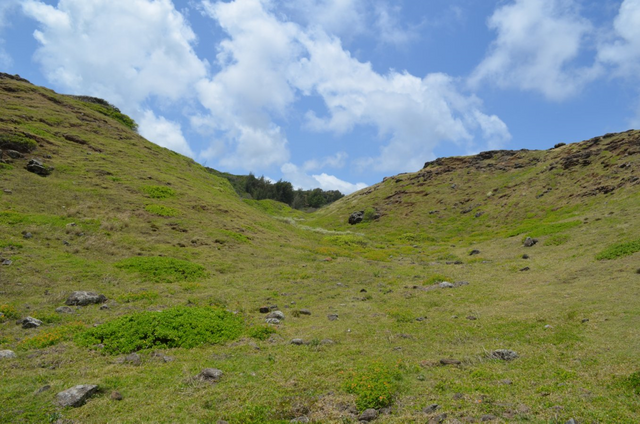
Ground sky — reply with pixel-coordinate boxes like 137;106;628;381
1;0;640;194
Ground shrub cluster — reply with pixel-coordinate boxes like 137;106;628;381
596;239;640;260
18;322;85;350
343;362;401;411
115;256;208;283
145;204;179;217
142;186;175;199
75;306;243;354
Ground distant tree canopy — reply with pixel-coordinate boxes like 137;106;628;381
207;170;344;210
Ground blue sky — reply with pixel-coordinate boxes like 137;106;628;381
1;0;640;193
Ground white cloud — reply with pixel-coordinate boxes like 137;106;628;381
281;162;367;194
598;0;640;78
470;0;599;101
302;151;348;171
282;0;366;40
0;0;20;68
373;2;416;46
21;0;207;108
137;110;194;158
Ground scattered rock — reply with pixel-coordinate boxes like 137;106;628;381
26;159;52;176
490;349;519;361
197;368;223;383
298;309;312;315
151;351;174;362
2;189;12;194
55;306;74;314
22;231;33;239
469;250;480;256
266;318;280;324
110;391;123;401
466;316;477;321
290;416;310;423
291;339;305;345
65;291;107;306
523;237;538;247
581;318;589;323
56;384;99;407
358;408;378;422
520;267;530;272
0;350;17;359
440;358;461;365
259;306;270;313
320;339;335;345
423;404;439;413
19;316;42;329
266;310;285;320
348;211;364;225
118;353;142;366
428;413;447;424
34;385;51;395
475;211;485;218
438;282;454;289
6;149;23;159
522;254;530;259
481;414;497;421
327;314;339;321
99;304;109;310
544;324;553;329
1;259;11;266
499;379;513;385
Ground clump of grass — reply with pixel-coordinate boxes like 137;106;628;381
75;306;244;354
0;304;20;321
387;308;414;323
220;229;251;243
596;239;640;260
423;274;452;285
82;101;138;131
344;362;402;411
142;185;175;199
546;234;570;246
324;234;368;247
18;322;85;350
145;204;179;217
115;256;208;283
118;291;159;303
247;325;276;341
0;132;37;152
626;371;640;395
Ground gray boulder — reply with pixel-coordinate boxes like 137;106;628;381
359;408;378;422
197;368;223;382
56;384;99;407
348;211;364;225
490;349;519;361
265;318;280;324
438;282;454;289
65;291;107;306
0;350;17;359
523;237;538;247
26;159;52;176
55;306;74;314
19;316;42;329
266;310;285;320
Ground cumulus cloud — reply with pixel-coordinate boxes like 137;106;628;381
281;162;367;194
598;0;640;78
137;110;195;158
282;0;366;40
302;151;348;171
373;2;417;46
470;0;600;101
21;0;207;108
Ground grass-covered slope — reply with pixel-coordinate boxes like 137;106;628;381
2;74;640;423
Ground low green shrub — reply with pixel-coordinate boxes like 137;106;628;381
83;102;138;131
142;186;175;199
0;304;20;321
247;325;276;341
18;322;85;350
508;220;582;238
626;371;640;395
75;306;243;354
0;132;37;152
596;239;640;260
344;362;402;411
115;256;208;283
145;204;179;217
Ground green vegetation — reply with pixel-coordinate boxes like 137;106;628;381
344;363;402;411
115;256;208;283
75;306;243;354
81;100;138;131
0;131;37;152
0;304;19;321
596;239;640;260
117;291;160;303
145;204;179;217
17;322;85;350
142;185;176;199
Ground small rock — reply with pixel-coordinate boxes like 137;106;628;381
100;304;109;310
469;250;480;256
3;189;12;194
1;259;11;266
121;353;141;365
565;419;577;424
581;318;589;323
523;237;538;247
291;339;305;345
298;309;311;315
544;324;553;329
439;282;454;289
520;267;530;272
151;351;174;362
290;416;310;423
266;318;280;324
327;314;339;321
22;232;33;239
452;393;464;400
197;368;223;383
423;404;439;413
266;310;285;320
55;306;74;314
499;379;513;385
440;358;461;365
475;211;485;218
0;350;17;359
428;413;447;424
56;385;99;407
348;211;364;225
358;408;378;422
481;414;497;421
259;306;270;313
466;316;477;320
320;339;335;345
111;391;123;401
65;291;107;306
34;385;51;394
522;254;530;259
26;159;52;176
490;349;519;361
20;316;42;329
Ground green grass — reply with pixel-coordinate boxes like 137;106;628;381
596;239;640;260
115;256;208;283
142;185;176;199
145;204;179;217
75;306;244;354
344;362;402;411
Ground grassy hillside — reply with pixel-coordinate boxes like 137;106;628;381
1;73;640;423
